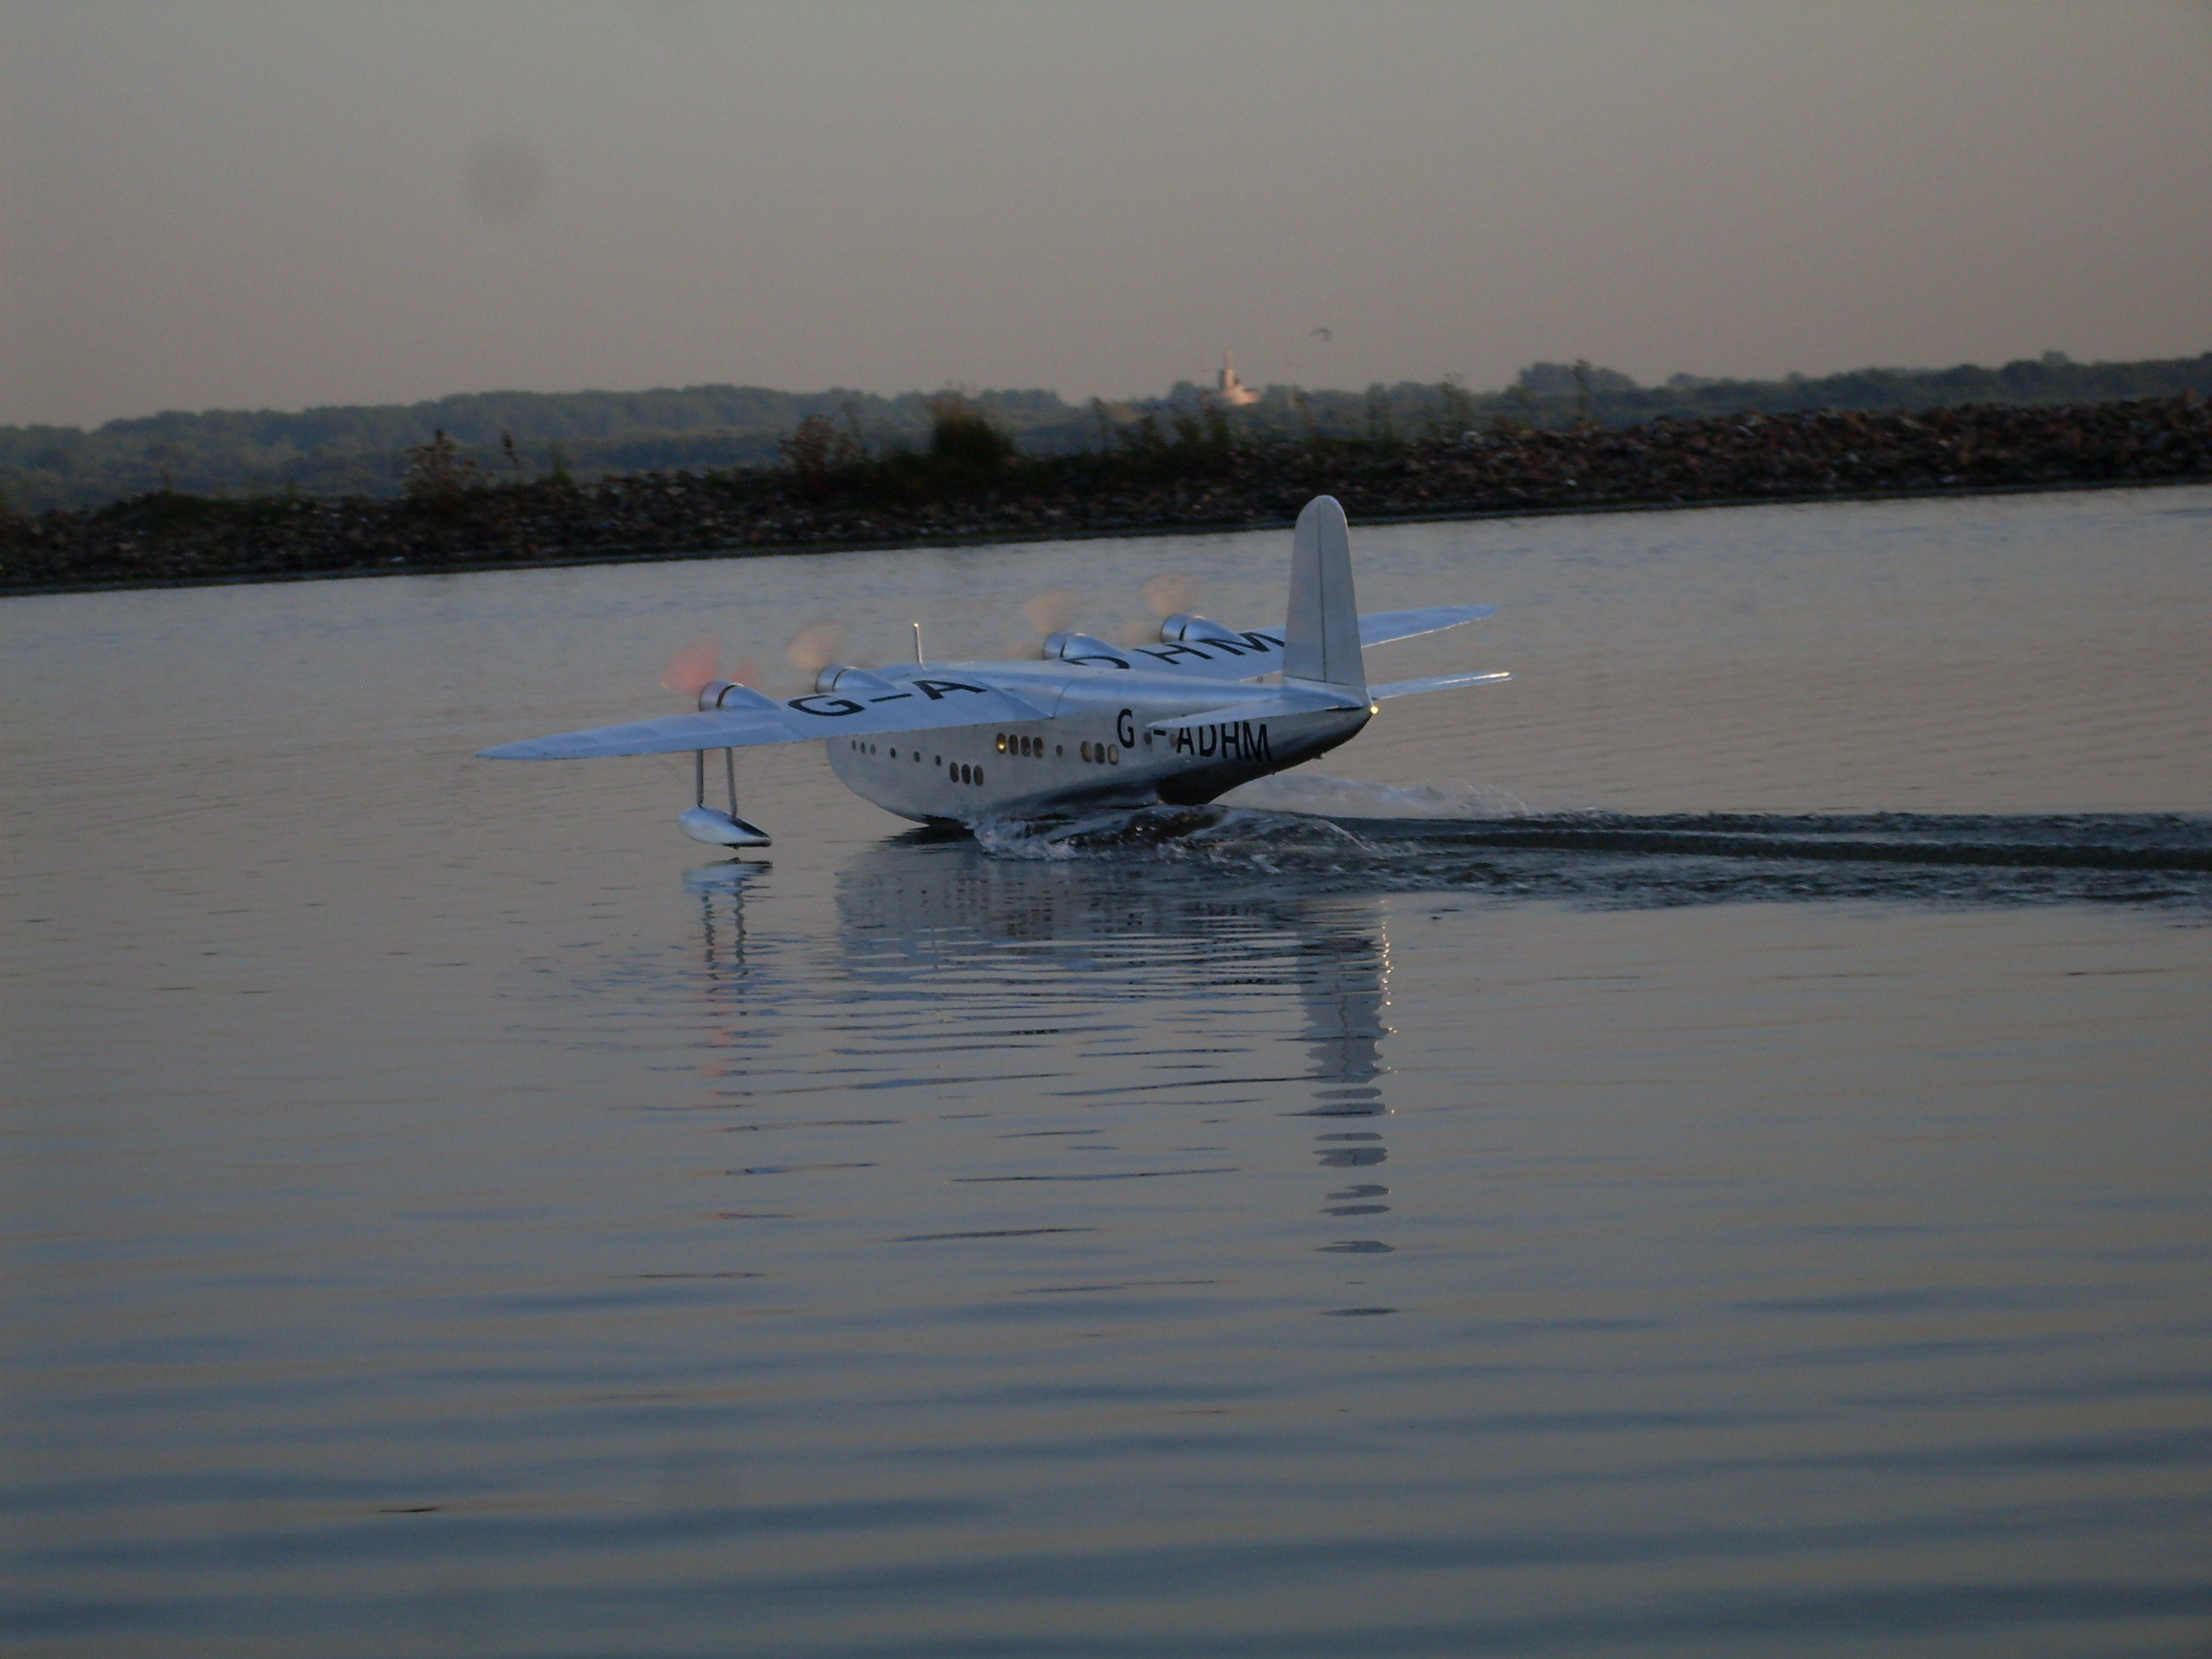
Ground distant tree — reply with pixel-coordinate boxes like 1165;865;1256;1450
925;394;1016;472
1364;385;1398;449
1430;375;1475;440
401;430;480;503
777;413;866;485
1517;361;1639;397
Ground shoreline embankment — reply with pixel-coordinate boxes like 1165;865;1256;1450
4;395;2204;598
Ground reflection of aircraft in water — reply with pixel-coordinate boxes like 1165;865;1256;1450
481;497;1504;848
683;861;758;981
828;840;1398;1238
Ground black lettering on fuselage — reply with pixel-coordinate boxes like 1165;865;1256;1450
1165;720;1272;762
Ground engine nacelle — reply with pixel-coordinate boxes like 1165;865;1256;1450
698;679;778;712
1042;630;1131;665
1159;613;1230;644
814;664;901;696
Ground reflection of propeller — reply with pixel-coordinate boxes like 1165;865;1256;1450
785;620;845;676
662;640;764;697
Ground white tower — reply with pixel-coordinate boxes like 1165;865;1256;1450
1215;350;1260;407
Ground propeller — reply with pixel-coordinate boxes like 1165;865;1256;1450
1022;591;1078;635
660;637;722;696
785;620;846;676
660;638;763;698
1143;573;1197;619
1006;590;1080;658
1117;572;1202;647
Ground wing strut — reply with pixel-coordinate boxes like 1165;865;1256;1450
680;746;772;848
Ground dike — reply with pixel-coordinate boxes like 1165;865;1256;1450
4;395;2206;596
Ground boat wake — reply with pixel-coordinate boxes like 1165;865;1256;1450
970;781;2212;912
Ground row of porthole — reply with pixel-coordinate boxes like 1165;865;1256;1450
992;731;1120;765
848;737;983;784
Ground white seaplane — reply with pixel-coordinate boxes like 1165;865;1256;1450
480;496;1506;844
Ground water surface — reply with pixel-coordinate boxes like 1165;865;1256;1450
5;487;2210;1657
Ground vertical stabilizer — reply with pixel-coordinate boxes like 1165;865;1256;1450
1281;495;1366;694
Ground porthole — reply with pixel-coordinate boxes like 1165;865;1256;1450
975;767;985;786
1080;742;1092;762
1107;745;1120;764
996;733;1007;754
1055;745;1064;757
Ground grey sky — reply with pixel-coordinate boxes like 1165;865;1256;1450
3;0;2208;430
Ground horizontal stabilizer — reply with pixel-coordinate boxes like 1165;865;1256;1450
1367;670;1511;700
1359;606;1496;647
1147;685;1371;733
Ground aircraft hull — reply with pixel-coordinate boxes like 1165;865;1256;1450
825;685;1370;825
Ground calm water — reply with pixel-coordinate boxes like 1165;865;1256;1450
5;487;2211;1658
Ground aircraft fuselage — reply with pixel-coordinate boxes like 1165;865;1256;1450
824;666;1371;824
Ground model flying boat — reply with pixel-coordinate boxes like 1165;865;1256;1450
480;495;1506;845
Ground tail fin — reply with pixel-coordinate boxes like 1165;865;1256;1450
1281;495;1367;695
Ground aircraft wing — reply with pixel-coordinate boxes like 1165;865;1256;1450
1054;606;1495;685
480;675;1051;759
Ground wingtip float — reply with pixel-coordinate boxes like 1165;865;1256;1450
479;495;1508;845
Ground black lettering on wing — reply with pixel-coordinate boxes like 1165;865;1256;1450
868;693;914;703
1136;642;1213;665
788;694;867;717
911;678;989;701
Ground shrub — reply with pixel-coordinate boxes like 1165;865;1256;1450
925;395;1016;474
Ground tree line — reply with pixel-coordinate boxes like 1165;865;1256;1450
4;353;2208;514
